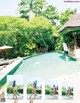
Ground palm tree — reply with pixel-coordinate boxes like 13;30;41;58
19;0;37;20
27;0;36;20
18;0;46;20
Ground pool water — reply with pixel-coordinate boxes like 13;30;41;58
45;94;58;99
27;94;42;99
7;93;23;100
14;52;80;81
62;95;73;100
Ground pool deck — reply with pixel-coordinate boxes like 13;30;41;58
59;50;80;61
0;57;23;84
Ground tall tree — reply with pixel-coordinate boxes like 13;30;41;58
42;5;59;25
18;0;46;20
60;8;74;25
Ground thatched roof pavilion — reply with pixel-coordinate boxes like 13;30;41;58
59;11;80;47
59;12;80;35
59;11;80;59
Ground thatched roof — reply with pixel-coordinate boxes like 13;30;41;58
59;12;80;33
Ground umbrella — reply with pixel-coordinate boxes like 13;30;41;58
0;45;13;50
0;45;13;59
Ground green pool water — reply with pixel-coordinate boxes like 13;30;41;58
14;52;80;81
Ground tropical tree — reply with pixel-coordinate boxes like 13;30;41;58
45;85;51;94
60;8;74;25
42;5;59;25
55;9;75;51
18;0;46;20
30;16;53;53
0;16;53;58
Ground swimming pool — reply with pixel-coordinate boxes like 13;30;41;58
14;52;80;81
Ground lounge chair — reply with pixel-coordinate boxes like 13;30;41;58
0;61;9;66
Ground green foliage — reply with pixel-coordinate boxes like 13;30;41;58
45;85;51;94
0;16;34;58
7;84;23;94
45;85;58;95
30;16;54;53
18;1;76;53
27;88;32;94
27;88;42;94
55;36;64;51
33;0;46;16
7;87;12;93
62;87;67;96
60;8;74;25
0;8;75;58
55;9;75;51
62;87;73;96
18;0;59;25
0;16;54;58
27;83;42;94
18;0;46;20
42;5;59;25
7;87;23;94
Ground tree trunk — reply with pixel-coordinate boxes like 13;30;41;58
29;9;35;20
73;35;77;49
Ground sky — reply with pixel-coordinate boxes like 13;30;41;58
7;75;42;86
62;82;73;89
0;0;80;16
46;0;80;13
46;80;58;87
7;75;24;85
0;0;20;16
27;77;42;86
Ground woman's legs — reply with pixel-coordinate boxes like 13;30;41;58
12;87;17;99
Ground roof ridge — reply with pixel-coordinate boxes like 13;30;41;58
59;12;80;33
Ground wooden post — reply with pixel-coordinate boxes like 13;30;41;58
73;32;77;49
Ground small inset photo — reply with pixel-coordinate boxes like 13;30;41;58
0;91;6;102
62;82;74;100
7;75;24;100
27;78;42;99
45;80;59;100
